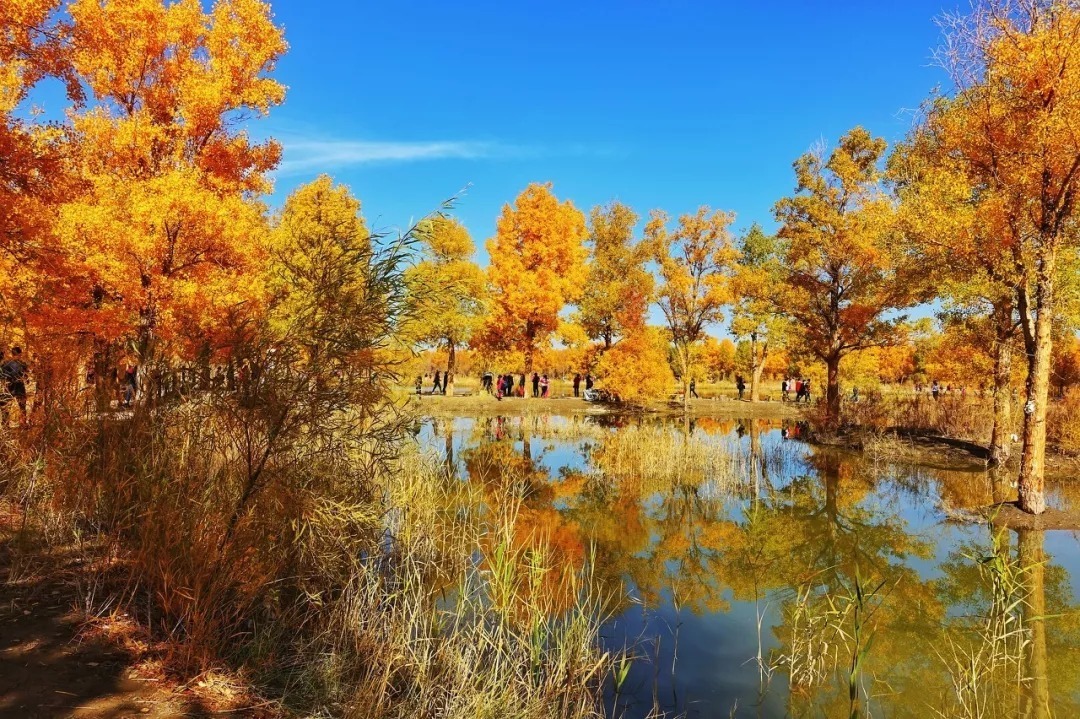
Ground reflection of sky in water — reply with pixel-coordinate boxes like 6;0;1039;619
415;414;1080;719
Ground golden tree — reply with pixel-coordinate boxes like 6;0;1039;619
55;0;286;369
404;216;487;397
892;101;1027;465
773;128;923;425
592;326;674;404
648;206;737;411
578;201;653;350
0;0;76;345
906;0;1080;513
483;183;588;376
730;223;791;401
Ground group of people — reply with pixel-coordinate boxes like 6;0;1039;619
781;377;812;403
480;373;543;399
921;381;967;400
418;370;451;396
420;370;596;400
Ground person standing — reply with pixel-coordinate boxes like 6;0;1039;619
540;374;549;398
122;360;138;408
689;378;699;399
736;375;746;401
782;378;790;402
573;373;582;398
585;374;594;392
431;370;442;395
931;381;940;400
415;375;423;396
1;347;29;426
802;378;812;403
532;372;540;398
518;374;526;398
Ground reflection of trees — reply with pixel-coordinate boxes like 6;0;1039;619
1018;530;1049;719
931;525;1080;719
429;417;1080;718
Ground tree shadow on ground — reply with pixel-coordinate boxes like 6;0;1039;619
0;534;218;719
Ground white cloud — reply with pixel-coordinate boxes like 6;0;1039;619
277;138;523;175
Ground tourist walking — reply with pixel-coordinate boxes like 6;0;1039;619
801;378;812;403
431;370;442;395
931;381;940;400
415;375;423;396
482;371;493;394
689;378;699;399
532;372;540;398
573;373;582;398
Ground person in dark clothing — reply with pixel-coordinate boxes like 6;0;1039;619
573;373;582;398
518;374;526;398
736;375;746;400
431;370;442;395
532;372;540;398
585;374;594;391
1;347;29;426
482;371;493;394
122;361;137;407
415;375;423;396
689;378;699;399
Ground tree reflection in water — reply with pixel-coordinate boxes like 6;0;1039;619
422;414;1080;719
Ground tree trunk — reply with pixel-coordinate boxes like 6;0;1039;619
445;342;456;398
681;343;690;413
523;329;534;396
1018;529;1050;719
750;337;767;403
1018;254;1055;515
989;299;1014;466
826;355;841;426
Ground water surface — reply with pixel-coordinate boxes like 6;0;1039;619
415;413;1080;718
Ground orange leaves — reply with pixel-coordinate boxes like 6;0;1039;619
592;326;674;404
68;0;285;189
482;183;588;370
6;0;290;359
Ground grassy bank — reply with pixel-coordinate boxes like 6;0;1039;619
0;405;616;718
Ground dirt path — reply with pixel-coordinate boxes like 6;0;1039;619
0;536;222;719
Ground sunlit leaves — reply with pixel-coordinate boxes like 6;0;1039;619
481;183;588;371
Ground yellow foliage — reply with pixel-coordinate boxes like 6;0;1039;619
593;327;674;404
482;183;588;372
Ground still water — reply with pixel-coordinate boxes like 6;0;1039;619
415;413;1080;719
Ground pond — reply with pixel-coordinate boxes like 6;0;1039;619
414;413;1080;719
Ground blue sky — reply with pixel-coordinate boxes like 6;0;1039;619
260;0;958;262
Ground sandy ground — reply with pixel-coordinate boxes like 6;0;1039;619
0;525;258;719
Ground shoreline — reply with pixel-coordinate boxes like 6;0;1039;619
404;393;804;420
